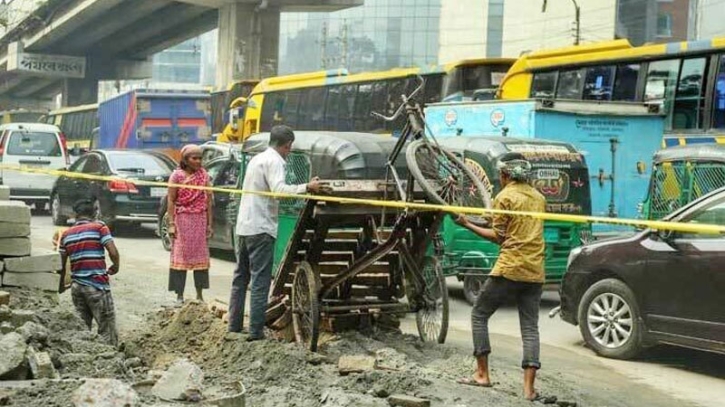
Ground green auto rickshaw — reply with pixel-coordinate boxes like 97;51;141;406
435;136;592;304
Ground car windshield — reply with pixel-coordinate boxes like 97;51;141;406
6;131;61;156
107;152;174;176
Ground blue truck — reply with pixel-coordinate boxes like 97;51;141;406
97;89;212;161
425;99;665;233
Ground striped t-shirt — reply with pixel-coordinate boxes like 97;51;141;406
59;220;114;291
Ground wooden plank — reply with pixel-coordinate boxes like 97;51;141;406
321;274;391;287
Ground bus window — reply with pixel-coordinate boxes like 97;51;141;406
339;85;356;131
712;57;725;129
387;78;409;132
673;58;707;130
423;74;444;105
369;82;388;132
583;66;615;101
325;86;341;129
645;59;681;130
556;69;584;99
260;92;284;132
354;83;373;131
612;64;640;101
299;87;327;130
530;71;557;98
283;91;301;128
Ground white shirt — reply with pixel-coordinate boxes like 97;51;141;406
236;148;307;237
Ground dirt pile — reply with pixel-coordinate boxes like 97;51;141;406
129;302;582;407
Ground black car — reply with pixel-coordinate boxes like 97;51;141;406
561;187;725;359
51;150;177;227
158;153;241;252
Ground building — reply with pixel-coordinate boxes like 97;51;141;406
696;0;725;40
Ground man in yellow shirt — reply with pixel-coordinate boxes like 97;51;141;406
455;152;546;401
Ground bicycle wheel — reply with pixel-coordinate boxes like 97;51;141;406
414;256;449;344
406;139;492;222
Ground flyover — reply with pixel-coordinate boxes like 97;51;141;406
0;0;362;108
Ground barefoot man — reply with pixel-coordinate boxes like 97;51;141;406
455;152;546;401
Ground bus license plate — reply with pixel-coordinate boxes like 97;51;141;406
150;188;166;197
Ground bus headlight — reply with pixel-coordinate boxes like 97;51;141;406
567;247;583;269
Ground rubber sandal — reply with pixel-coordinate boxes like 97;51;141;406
456;378;493;388
529;393;558;404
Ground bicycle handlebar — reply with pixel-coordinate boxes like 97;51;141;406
370;75;425;122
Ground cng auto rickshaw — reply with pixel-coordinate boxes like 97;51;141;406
435;136;592;304
641;144;725;220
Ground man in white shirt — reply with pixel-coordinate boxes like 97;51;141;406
228;125;321;340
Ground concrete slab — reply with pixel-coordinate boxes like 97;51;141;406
2;272;59;292
4;250;62;272
0;201;30;224
0;238;31;257
0;186;9;201
0;222;30;238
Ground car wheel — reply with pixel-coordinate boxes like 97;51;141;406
463;274;486;305
51;194;68;226
577;278;643;360
160;211;172;252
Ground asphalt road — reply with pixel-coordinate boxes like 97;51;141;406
30;215;725;407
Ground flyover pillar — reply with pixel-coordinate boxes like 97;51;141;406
61;75;99;106
216;2;280;87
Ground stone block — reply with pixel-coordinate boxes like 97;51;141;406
0;290;8;306
0;201;30;224
152;359;204;402
338;355;377;376
0;332;29;380
387;395;431;407
11;309;37;326
27;347;57;379
0;186;9;201
4;250;62;272
3;272;60;292
0;222;30;238
0;238;31;257
72;379;139;407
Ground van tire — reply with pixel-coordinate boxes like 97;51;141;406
51;194;68;226
577;278;643;360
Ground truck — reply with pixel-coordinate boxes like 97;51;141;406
97;89;212;161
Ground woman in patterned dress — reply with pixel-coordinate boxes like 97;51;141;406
167;144;213;303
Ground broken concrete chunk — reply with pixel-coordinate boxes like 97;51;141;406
0;201;30;224
338;355;377;375
10;309;36;327
0;305;10;322
388;394;431;407
4;250;62;272
3;272;60;292
72;378;139;407
0;222;30;238
151;358;204;402
0;238;31;257
0;321;13;334
27;346;57;379
0;186;9;201
0;290;8;306
17;321;49;344
0;332;29;380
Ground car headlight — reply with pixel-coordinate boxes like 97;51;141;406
567;247;583;269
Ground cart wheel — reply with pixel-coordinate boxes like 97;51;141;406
406;139;492;224
292;261;321;352
415;256;449;344
463;274;487;306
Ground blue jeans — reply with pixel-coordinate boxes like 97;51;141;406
472;276;543;369
228;233;275;337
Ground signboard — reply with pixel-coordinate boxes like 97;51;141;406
8;44;86;79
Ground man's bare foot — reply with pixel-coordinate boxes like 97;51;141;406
457;372;492;387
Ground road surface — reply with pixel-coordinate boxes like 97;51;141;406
30;215;725;407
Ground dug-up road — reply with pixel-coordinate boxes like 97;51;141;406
30;216;725;407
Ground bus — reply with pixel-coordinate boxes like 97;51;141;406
0;109;47;124
497;37;725;147
239;58;514;140
212;80;258;143
42;104;99;153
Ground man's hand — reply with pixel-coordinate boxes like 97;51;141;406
168;224;176;239
306;177;322;194
452;214;470;227
108;265;119;275
207;225;214;239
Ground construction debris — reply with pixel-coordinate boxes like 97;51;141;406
71;379;139;407
339;355;378;375
151;358;204;402
387;394;431;407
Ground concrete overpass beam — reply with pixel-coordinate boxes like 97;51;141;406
216;3;280;86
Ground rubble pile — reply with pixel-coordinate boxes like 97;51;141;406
0;191;63;292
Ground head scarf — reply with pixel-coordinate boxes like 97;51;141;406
496;152;532;182
181;144;202;159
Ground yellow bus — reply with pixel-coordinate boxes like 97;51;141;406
497;37;725;147
0;109;47;124
42;104;99;151
238;58;514;140
213;80;258;143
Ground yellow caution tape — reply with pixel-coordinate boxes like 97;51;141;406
5;164;725;234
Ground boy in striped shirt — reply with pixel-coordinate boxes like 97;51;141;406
58;199;121;346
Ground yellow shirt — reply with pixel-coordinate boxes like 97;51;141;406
490;182;546;283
